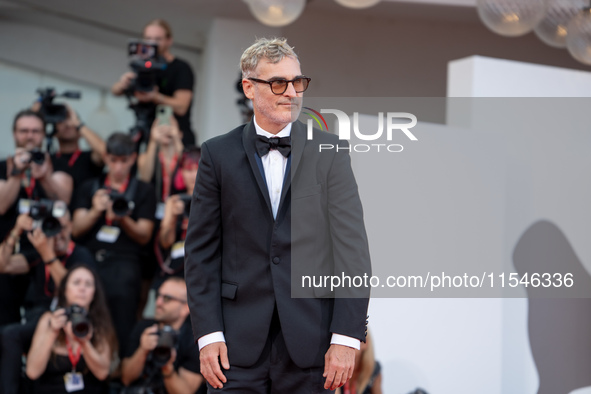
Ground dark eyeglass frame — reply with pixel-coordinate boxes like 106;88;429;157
156;292;187;304
248;77;311;95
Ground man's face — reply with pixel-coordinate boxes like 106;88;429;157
13;116;45;150
242;56;303;132
55;115;77;142
154;281;189;325
143;24;172;56
104;153;137;182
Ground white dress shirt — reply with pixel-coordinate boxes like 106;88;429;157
198;118;360;351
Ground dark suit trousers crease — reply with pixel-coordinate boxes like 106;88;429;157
207;307;334;394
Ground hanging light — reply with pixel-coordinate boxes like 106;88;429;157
477;0;549;37
334;0;381;9
244;0;306;27
566;6;591;65
534;0;586;48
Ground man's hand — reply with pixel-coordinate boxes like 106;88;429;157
15;214;34;235
11;149;30;174
92;189;110;213
27;227;55;261
135;86;160;103
140;324;159;353
199;342;229;389
323;344;356;391
30;153;52;181
119;72;136;91
161;348;177;376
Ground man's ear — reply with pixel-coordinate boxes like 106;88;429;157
242;78;255;100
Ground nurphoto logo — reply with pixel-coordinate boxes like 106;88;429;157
303;107;418;153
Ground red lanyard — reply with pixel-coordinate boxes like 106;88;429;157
65;336;82;372
44;241;75;297
181;217;189;241
343;381;355;394
22;172;36;199
158;152;178;201
57;149;82;167
104;176;130;226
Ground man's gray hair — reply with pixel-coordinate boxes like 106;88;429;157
240;37;299;78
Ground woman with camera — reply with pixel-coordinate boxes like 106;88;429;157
26;264;118;393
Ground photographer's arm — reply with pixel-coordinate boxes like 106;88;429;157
72;189;109;238
119;217;154;245
80;338;111;380
68;109;106;166
26;312;62;380
34;158;73;204
121;324;158;386
163;365;204;394
111;72;136;96
26;227;67;286
137;138;158;183
0;155;29;215
159;195;183;250
0;215;33;274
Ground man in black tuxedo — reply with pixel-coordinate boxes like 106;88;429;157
185;37;371;393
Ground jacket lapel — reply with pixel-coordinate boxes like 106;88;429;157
278;120;306;213
242;121;273;217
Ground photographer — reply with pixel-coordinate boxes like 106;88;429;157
153;146;200;289
111;19;196;146
26;264;117;394
0;206;95;394
0;110;73;236
121;277;204;394
50;105;106;190
72;132;156;351
0;109;73;329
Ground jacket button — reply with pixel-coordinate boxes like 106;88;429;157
272;257;280;264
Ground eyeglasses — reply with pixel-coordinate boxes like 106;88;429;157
248;77;311;95
156;293;187;304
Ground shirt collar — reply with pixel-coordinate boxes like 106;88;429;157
253;116;292;138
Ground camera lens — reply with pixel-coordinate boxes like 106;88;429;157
41;217;62;237
29;150;45;165
111;197;129;217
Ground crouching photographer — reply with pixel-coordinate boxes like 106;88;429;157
26;264;117;393
121;277;204;394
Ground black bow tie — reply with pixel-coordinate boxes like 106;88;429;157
255;135;291;158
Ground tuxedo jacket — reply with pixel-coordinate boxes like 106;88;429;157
185;119;371;369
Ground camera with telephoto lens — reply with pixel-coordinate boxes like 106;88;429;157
152;325;178;366
108;191;135;217
29;199;67;237
36;87;81;124
65;304;91;338
127;40;167;93
178;194;191;217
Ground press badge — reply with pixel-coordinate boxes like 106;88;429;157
18;199;31;214
64;372;84;392
155;202;166;220
96;226;120;243
171;241;185;259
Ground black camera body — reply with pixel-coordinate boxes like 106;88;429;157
36;87;81;124
29;199;67;237
152;325;178;367
65;304;91;338
127;40;167;93
178;194;192;217
109;191;135;217
26;149;46;165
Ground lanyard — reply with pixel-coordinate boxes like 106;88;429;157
44;241;75;297
65;336;82;372
22;170;36;199
158;152;178;201
343;381;355;394
104;176;130;226
56;149;82;168
181;217;189;241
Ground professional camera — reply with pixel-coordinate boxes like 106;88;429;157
36;87;81;124
178;194;192;217
29;199;67;237
127;40;167;93
152;325;178;366
24;149;46;165
65;304;91;338
109;191;135;217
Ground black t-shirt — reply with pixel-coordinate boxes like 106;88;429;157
157;57;196;146
123;318;201;393
0;159;49;241
71;177;156;255
51;150;103;192
23;244;96;311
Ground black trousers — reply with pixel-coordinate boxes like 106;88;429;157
207;307;334;394
96;254;141;356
